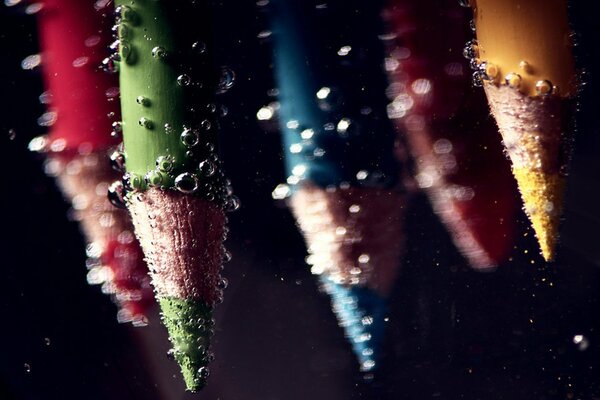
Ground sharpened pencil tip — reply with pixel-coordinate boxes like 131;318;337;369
513;168;564;262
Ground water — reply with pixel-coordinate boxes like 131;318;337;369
1;1;599;399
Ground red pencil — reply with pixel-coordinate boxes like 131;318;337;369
383;0;518;269
28;0;153;324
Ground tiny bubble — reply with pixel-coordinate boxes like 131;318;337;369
177;74;191;86
192;41;206;54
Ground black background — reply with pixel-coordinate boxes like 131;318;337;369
1;1;600;399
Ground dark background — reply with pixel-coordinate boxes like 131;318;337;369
1;1;600;399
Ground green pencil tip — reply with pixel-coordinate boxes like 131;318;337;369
159;297;215;392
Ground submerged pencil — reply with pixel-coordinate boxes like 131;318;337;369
27;0;153;324
467;0;577;261
383;0;518;269
111;0;237;391
265;0;407;373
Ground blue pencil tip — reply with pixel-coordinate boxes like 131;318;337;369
320;277;388;375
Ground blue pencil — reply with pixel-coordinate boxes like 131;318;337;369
265;0;408;375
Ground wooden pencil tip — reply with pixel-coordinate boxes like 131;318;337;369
127;188;227;304
290;184;405;297
483;84;572;263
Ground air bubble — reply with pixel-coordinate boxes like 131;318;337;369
272;183;291;200
105;87;120;100
217;278;228;290
116;24;129;40
177;74;191;86
256;106;274;120
136;96;150;106
463;40;478;60
175;173;199;194
21;54;41;70
120;41;131;62
535;80;553;96
225;196;241;212
156;155;174;172
573;334;589;351
72;56;89;68
139;117;153;129
192;41;206;54
38;91;52;104
28;136;47;152
151;46;167;60
197;366;210;381
220;105;229;117
472;71;483;87
481;62;499;80
109;150;126;172
216;67;236;94
101;56;118;74
257;30;272;39
201;119;212;130
108;181;127;209
124;173;146;191
519;61;532;73
199;160;216;177
337;45;352;56
37;111;57;127
116;5;136;23
146;170;166;187
505;73;522;89
337;118;352;135
356;170;368;180
181;128;200;147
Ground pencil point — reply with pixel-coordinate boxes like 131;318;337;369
512;168;564;262
159;297;213;392
320;278;387;373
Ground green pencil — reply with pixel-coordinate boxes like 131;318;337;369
112;0;237;391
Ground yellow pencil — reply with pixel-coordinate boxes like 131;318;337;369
468;0;577;261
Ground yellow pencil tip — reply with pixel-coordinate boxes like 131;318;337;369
512;167;564;262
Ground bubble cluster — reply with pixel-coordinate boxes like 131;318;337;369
462;38;559;96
